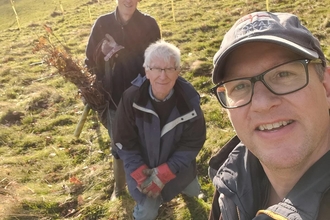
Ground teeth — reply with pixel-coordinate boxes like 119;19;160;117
258;120;292;131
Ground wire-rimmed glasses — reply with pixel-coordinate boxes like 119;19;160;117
147;66;179;74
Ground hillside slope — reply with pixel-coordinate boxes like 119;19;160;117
0;0;329;219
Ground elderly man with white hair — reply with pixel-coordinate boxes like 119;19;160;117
113;40;206;220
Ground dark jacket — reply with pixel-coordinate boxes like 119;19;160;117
208;136;330;220
113;75;206;203
85;7;160;110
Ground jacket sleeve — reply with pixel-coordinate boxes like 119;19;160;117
148;17;161;43
208;136;241;220
85;17;114;80
113;90;146;175
85;18;102;75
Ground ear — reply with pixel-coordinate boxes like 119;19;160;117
322;67;330;109
145;68;150;79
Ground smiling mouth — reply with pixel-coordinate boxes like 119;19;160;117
258;120;293;131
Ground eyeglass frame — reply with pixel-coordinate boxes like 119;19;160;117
211;59;323;109
147;66;180;74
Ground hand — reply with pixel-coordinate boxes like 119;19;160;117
140;163;176;198
101;34;124;61
101;34;116;55
130;164;149;191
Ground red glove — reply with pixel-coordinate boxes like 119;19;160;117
140;163;176;198
130;164;149;191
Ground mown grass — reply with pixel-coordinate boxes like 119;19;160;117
0;0;329;219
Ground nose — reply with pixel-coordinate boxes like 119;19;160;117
250;81;281;111
159;69;167;79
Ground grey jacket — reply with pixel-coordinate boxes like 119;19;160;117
209;136;330;220
113;75;206;203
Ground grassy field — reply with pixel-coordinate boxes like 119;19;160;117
0;0;329;219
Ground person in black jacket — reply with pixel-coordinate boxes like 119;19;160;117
209;11;330;220
84;0;161;200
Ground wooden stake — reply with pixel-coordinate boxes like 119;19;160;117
10;0;21;30
74;104;91;138
59;0;64;14
171;0;176;22
88;6;92;25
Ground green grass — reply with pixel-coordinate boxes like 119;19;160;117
0;0;329;219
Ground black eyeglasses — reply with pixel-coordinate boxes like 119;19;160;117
211;59;322;109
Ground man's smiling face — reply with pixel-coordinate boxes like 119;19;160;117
224;42;330;171
117;0;139;22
